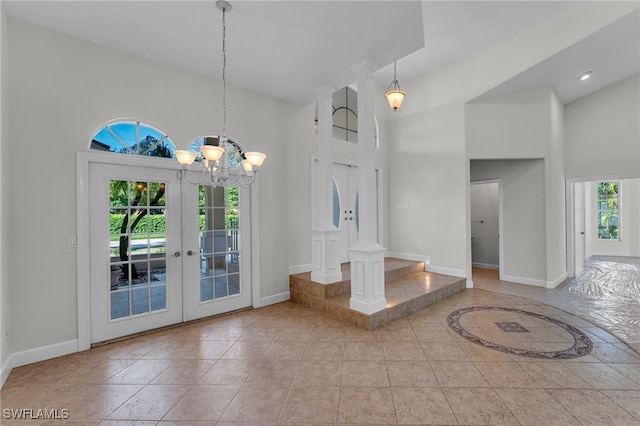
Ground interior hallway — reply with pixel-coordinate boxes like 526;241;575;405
2;271;640;424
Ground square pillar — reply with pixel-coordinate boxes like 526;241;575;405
311;230;342;284
349;245;386;314
349;61;386;314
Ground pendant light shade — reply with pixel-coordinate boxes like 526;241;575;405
385;61;406;111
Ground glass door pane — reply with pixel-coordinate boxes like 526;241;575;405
109;180;168;319
199;185;241;301
90;164;182;344
183;182;251;322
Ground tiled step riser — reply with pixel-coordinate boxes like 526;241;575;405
385;263;425;282
290;258;466;330
291;262;426;300
291;274;466;330
368;278;466;329
290;290;370;329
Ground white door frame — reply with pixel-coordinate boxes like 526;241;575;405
469;179;504;280
76;151;261;351
573;181;586;277
565;173;639;278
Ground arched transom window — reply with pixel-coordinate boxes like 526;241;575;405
314;86;378;146
90;120;176;158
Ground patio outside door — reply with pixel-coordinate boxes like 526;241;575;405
88;162;251;343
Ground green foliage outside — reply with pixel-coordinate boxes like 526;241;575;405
108;136;240;250
597;181;619;240
109;214;167;237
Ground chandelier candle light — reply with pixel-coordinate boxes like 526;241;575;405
384;61;406;111
175;0;266;187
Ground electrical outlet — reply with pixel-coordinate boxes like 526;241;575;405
68;236;77;248
273;276;279;287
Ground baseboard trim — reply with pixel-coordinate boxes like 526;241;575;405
386;251;431;270
289;264;312;275
502;274;547;288
1;339;79;386
12;339;78;368
426;265;466;278
387;252;465;278
547;272;568;289
1;355;12;388
472;262;499;270
259;291;290;308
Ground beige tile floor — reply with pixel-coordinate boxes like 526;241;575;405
2;274;640;425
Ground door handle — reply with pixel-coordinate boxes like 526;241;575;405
186;250;195;256
173;251;181;257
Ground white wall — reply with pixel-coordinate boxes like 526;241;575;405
565;74;640;179
470;183;499;268
386;2;635;279
585;179;640;257
466;88;552;160
471;160;547;284
0;2;10;382
6;18;294;357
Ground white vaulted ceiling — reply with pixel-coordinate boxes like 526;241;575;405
4;1;639;105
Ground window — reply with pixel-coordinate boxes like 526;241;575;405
597;181;619;240
332;86;359;143
91;120;176;158
314;86;379;146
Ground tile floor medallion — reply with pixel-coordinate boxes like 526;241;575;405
494;322;530;333
448;306;593;359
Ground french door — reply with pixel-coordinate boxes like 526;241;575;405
333;163;361;264
88;162;251;343
181;180;251;321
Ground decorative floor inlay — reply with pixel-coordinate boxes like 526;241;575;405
494;321;529;333
448;306;593;359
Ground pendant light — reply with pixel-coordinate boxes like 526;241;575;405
385;61;406;111
175;0;266;187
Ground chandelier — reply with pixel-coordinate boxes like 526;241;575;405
175;0;266;187
384;61;406;111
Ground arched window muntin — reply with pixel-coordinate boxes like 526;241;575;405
90;119;177;159
314;85;380;148
186;135;249;168
332;86;359;143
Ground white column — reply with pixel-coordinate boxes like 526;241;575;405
311;85;342;284
349;61;386;314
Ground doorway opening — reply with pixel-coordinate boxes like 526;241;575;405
566;176;640;278
470;180;503;282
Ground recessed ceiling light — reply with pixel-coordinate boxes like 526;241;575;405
579;71;592;81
